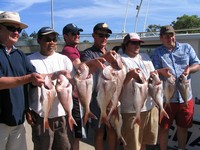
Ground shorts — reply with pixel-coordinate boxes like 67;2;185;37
31;111;71;150
160;99;194;129
71;97;86;138
121;107;159;150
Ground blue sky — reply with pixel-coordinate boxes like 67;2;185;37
1;0;200;35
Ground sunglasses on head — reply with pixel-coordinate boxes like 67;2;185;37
43;37;57;42
1;24;22;34
95;33;110;38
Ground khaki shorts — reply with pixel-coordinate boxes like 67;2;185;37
122;107;159;150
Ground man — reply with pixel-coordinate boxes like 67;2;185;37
62;23;86;150
27;27;73;150
0;11;44;150
81;23;118;150
120;33;159;150
152;25;200;150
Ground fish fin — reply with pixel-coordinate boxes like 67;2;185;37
130;114;141;129
159;108;169;123
68;116;77;131
84;112;97;126
43;119;50;133
98;113;111;128
120;137;127;146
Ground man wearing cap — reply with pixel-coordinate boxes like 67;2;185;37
80;23;119;150
26;27;73;150
152;25;200;150
0;11;44;150
120;32;159;150
61;23;86;150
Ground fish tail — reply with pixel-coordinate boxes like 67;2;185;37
98;113;110;128
83;111;97;126
159;109;169;123
120;137;127;146
130;113;141;129
68;115;77;131
43;118;50;132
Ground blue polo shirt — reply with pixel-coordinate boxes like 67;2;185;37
0;44;36;126
152;42;200;103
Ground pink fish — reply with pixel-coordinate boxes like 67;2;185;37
97;65;117;128
74;63;97;126
108;55;126;119
56;74;77;131
148;71;169;123
128;71;148;128
41;76;56;132
109;102;127;146
164;74;176;108
179;74;190;107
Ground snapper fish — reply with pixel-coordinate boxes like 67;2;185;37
56;74;77;131
148;71;169;123
108;54;126;119
178;74;190;106
109;102;127;146
97;65;117;128
129;71;148;128
41;76;56;132
74;63;97;126
164;74;176;108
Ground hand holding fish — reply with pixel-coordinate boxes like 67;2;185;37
124;68;141;85
157;67;172;78
86;57;106;74
181;65;190;76
31;73;45;86
51;70;72;80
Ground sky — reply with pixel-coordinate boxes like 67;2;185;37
1;0;200;36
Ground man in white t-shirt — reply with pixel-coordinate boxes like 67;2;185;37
120;33;159;150
26;27;73;150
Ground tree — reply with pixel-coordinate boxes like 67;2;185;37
172;14;200;33
29;31;37;38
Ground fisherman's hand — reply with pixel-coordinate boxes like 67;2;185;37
124;68;141;85
157;68;172;78
182;65;189;76
26;109;36;126
102;50;117;64
31;73;44;86
52;70;72;80
87;58;106;74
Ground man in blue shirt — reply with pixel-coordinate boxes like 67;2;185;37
0;11;44;150
152;25;200;150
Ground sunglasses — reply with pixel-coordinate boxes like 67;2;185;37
1;24;22;34
71;32;80;36
129;41;141;46
43;37;57;42
95;33;110;38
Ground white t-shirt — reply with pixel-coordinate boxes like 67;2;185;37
120;53;155;113
27;51;73;118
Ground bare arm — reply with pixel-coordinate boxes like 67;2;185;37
0;73;44;90
188;64;200;74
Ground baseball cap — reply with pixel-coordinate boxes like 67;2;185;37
123;33;144;44
0;11;28;29
93;23;112;34
160;25;175;35
63;23;83;34
37;27;59;38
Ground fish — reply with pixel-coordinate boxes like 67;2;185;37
148;71;169;123
129;71;148;128
55;74;77;131
41;76;56;132
164;74;176;108
74;63;97;126
97;65;117;128
178;74;190;106
108;55;126;119
109;102;127;146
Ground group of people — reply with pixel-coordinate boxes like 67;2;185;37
0;11;200;150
